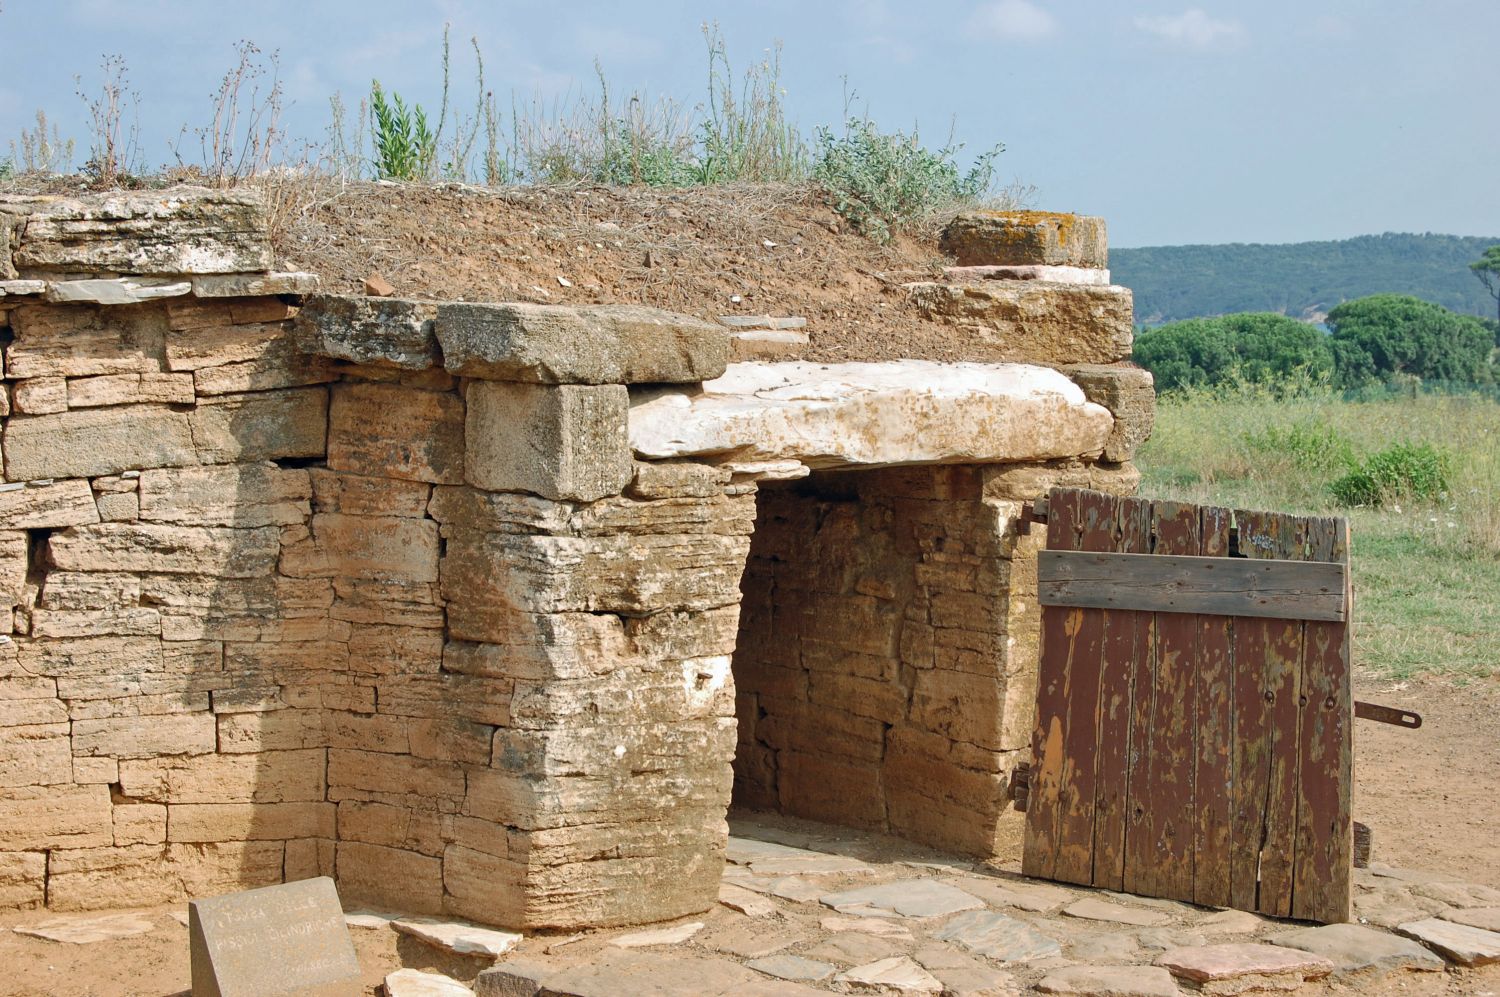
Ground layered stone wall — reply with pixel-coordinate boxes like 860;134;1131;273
0;190;1154;930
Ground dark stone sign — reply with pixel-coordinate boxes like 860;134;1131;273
189;876;362;997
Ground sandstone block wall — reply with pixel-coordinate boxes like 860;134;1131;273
0;189;1155;930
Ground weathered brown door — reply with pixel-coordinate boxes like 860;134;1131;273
1021;487;1353;923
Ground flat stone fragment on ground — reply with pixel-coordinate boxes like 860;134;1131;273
385;968;474;996
344;909;399;929
912;944;1020;996
629;361;1112;469
699;920;803;959
392;916;522;958
1442;907;1500;932
478;949;824;997
801;931;905;965
1064;897;1173;927
837;956;943;993
13;911;157;943
1068;931;1145;963
1198;910;1267;935
820;916;914;939
821;879;985;918
1272;922;1444;977
1353;888;1448;929
1036;964;1182;997
748;955;837;982
1156;943;1335;993
610;921;703;948
719;882;777;917
934;910;1063;963
1396;917;1500;966
1411;880;1500;908
944;875;1075;913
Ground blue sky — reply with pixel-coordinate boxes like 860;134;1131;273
1;0;1496;247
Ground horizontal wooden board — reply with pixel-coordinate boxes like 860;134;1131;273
1037;550;1347;622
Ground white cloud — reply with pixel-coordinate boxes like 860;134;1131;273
1134;9;1246;50
968;0;1059;42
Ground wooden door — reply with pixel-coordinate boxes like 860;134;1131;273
1021;487;1353;923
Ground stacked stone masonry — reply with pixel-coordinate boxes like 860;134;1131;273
0;191;1153;930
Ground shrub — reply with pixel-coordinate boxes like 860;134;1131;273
1326;294;1495;387
1133;313;1334;393
370;82;436;181
812;119;1000;242
1242;421;1356;473
1329;441;1452;507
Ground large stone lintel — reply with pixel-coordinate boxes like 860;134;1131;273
628;361;1113;472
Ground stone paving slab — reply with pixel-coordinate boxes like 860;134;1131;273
13;911;157;944
1441;907;1500;932
718;883;777;918
913;943;1020;996
1272;922;1444;977
385;967;474;996
1156;943;1334;994
609;921;703;948
1411;881;1500;908
484;949;826;996
392;916;522;958
699;919;804;959
748;954;837;983
943;875;1076;913
837;955;943;993
820;915;914;939
1037;964;1182;996
821;879;985;919
1396;917;1500;966
1198;910;1267;935
801;931;907;965
934;909;1063;962
1063;897;1173;927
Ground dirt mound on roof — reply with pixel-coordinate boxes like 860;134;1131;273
275;180;984;363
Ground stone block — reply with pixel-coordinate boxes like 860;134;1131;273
11;377;68;414
12;188;271;274
281;512;440;582
337;840;445;914
118;749;327;803
627;461;732;500
95;492;139;521
3;405;197;480
0;722;73;786
27;607;161;637
284;837;336;881
905;282;1134;365
5;303;166;379
192;349;336;396
336;800;446;857
311;470;432;519
294;295;439;369
48;523;281;577
217;709;326;753
68;372;197;408
114;803;167;845
166;296;294;331
436;302;728;384
167;802;336;842
71;712;217;758
0;479;100;529
630;361;1113;468
465;381;631;501
0;785;113;850
327;749;467;808
0;531;23;607
940;211;1108;268
1061;363;1156;462
442;844;526;926
137;463;311;526
187;387;329;464
44;276;190;305
0;851;45;909
192;271;320;297
328;382;465;484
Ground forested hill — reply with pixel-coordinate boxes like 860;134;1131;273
1112;233;1499;325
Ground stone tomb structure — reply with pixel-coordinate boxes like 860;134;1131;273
0;192;1151;930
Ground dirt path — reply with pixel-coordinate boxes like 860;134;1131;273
1354;672;1500;889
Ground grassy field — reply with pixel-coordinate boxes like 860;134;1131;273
1135;386;1500;681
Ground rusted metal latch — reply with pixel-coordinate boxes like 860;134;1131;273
1018;497;1050;535
1354;701;1422;728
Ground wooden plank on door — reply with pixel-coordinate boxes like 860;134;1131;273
1091;495;1151;891
1193;504;1234;908
1291;516;1353;922
1023;489;1084;880
1049;489;1117;885
1233;509;1306;917
1036;551;1347;622
1123;501;1200;901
